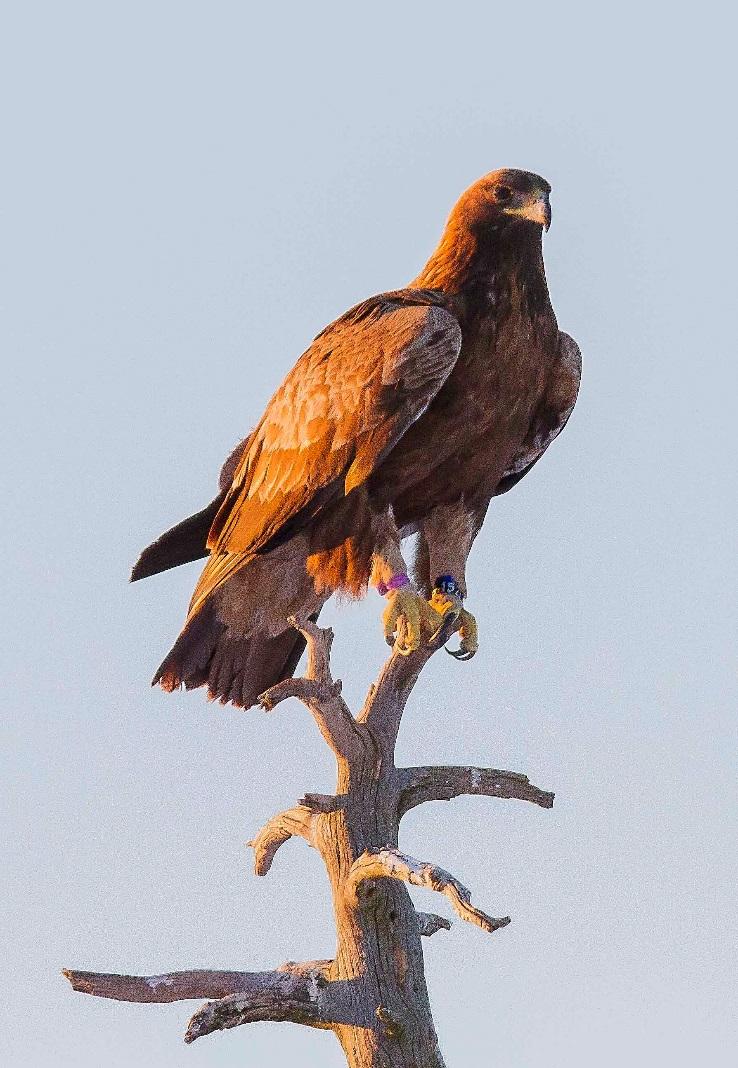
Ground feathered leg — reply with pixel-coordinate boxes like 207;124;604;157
370;511;442;655
415;500;481;660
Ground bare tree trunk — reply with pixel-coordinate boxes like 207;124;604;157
64;617;553;1066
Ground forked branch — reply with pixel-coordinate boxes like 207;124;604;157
258;618;364;761
184;963;339;1043
399;765;554;816
349;848;510;934
64;961;346;1044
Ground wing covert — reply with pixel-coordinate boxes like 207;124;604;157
208;298;461;555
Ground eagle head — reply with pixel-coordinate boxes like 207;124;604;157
461;169;552;232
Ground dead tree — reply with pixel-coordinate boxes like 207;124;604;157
64;616;554;1067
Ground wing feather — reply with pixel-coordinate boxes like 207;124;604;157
207;297;461;557
495;331;582;495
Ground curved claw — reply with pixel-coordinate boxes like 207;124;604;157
428;609;460;645
442;605;478;662
382;587;470;656
445;645;477;661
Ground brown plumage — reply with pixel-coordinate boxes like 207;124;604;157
132;169;581;709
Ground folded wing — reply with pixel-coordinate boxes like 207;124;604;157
189;293;462;615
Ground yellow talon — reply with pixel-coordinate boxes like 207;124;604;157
427;589;478;661
427;588;463;622
383;586;444;655
446;608;478;660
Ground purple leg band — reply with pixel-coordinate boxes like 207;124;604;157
377;573;411;597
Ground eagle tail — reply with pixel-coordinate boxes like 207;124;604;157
130;492;226;582
152;544;327;709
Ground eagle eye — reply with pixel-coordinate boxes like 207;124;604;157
494;185;513;203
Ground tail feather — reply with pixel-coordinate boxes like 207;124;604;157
152;542;326;709
154;609;320;709
153;599;226;693
131;492;226;582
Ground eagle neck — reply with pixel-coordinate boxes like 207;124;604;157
413;218;549;326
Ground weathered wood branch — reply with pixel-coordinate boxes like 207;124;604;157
416;911;452;936
398;765;554;816
258;618;365;761
184;962;356;1044
248;804;316;876
65;610;553;1067
358;613;460;754
62;966;304;1004
348;848;510;934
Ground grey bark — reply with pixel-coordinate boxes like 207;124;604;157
64;616;553;1066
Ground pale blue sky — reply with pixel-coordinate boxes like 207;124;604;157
2;3;736;1066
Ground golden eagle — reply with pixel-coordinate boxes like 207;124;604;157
132;169;581;709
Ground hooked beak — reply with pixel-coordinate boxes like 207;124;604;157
526;191;552;231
